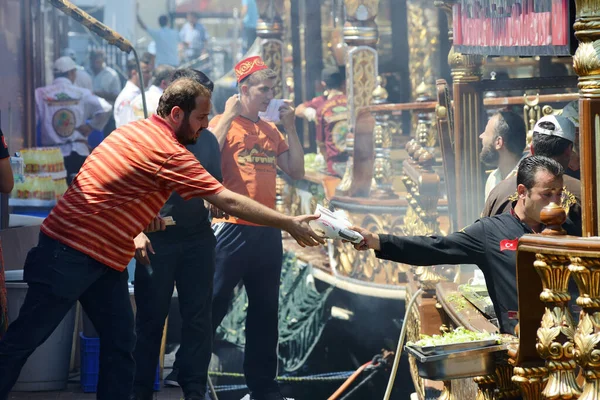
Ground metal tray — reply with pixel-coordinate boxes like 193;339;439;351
414;338;500;355
405;344;506;381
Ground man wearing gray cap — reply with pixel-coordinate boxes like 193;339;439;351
61;48;93;91
482;114;582;235
35;56;112;183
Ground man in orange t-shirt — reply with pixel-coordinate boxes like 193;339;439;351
205;56;304;400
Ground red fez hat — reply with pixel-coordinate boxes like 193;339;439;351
235;56;268;83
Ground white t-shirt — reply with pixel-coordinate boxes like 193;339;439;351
121;85;163;125
91;66;121;99
114;81;142;127
35;77;112;156
74;68;93;91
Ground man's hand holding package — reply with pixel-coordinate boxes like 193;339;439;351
349;226;380;251
144;216;166;233
284;214;326;248
279;100;296;128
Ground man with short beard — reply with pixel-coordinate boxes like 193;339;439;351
0;77;323;400
479;111;527;200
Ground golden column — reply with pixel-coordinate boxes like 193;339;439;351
336;0;380;196
573;0;600;236
256;0;286;99
436;0;486;229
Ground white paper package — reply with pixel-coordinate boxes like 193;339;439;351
308;204;364;244
259;99;286;123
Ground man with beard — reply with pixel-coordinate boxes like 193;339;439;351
0;77;323;400
130;69;224;400
482;115;581;236
480;111;527;200
350;156;579;335
199;56;304;400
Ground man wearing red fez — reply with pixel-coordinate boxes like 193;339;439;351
204;56;302;400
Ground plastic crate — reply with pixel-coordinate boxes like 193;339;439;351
80;333;160;392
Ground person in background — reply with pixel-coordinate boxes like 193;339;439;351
240;0;258;52
480;110;527;200
35;56;112;183
559;100;580;179
114;54;153;128
313;66;348;177
351;156;579;335
483;115;581;235
0;77;323;400
89;49;121;104
61;48;93;91
179;13;208;63
203;56;304;400
131;69;222;400
124;64;176;124
0;127;12;340
137;13;180;67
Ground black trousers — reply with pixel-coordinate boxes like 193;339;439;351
210;223;283;395
0;233;135;400
63;152;87;185
133;232;216;399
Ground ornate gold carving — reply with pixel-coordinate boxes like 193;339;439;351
448;46;485;83
495;363;521;399
474;374;497;400
415;82;436;147
256;0;284;38
261;40;284;99
569;256;600;400
343;0;379;47
407;1;441;101
332;212;409;284
573;1;600;97
349;49;377;111
439;381;455;400
533;254;582;399
406;288;425;399
371;76;397;199
512;366;549;400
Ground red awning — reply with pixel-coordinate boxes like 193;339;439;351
175;0;211;13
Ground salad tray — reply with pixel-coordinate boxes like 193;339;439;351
405;344;506;380
413;338;499;356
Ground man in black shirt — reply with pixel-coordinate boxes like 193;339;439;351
351;156;578;334
131;70;221;400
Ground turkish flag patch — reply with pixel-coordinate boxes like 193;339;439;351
500;239;518;251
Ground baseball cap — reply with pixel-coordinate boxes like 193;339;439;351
53;56;78;73
532;114;576;143
560;100;579;128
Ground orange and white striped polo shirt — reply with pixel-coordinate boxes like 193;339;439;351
41;114;224;271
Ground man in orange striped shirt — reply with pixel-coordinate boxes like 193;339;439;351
0;78;323;400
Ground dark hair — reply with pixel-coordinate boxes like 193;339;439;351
140;52;154;65
126;58;138;78
54;71;70;79
322;66;345;90
89;50;105;62
172;68;214;92
495;111;527;156
517;156;564;190
158;15;168;27
532;121;572;158
153;65;175;86
156;77;211;118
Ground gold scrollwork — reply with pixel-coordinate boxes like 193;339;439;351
350;49;377;110
512;366;549;400
569;256;600;400
474;374;496;400
261;40;284;99
533;253;582;399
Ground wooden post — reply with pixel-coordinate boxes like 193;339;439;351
573;0;600;236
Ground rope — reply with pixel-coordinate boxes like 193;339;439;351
208;370;354;382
